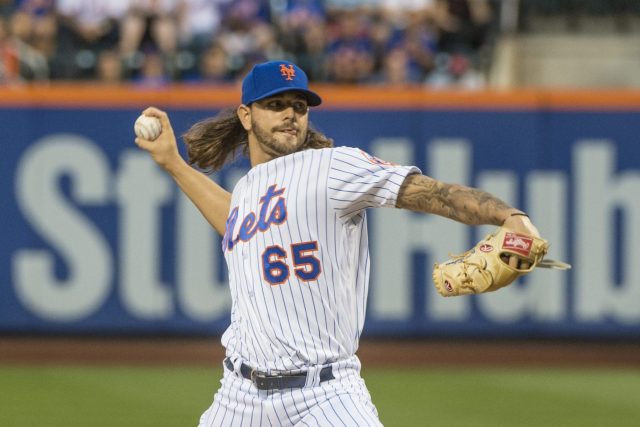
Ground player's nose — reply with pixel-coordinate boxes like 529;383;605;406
281;108;294;120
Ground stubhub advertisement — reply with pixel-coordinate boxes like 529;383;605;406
1;91;639;338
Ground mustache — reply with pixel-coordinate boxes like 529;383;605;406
273;122;298;132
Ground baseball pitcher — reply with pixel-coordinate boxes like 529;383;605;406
134;60;556;426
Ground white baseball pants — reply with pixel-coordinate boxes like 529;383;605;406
198;357;383;427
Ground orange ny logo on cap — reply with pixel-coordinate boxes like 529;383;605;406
280;64;295;81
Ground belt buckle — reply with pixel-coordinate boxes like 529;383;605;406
250;368;268;389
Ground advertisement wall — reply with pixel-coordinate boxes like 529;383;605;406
1;87;639;337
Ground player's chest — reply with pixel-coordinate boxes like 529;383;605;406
221;183;288;251
221;176;326;250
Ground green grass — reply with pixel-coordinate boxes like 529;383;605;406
0;365;217;427
1;365;639;426
364;367;640;427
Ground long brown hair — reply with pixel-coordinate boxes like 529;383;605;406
182;107;334;173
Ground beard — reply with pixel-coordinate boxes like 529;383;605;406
251;117;307;158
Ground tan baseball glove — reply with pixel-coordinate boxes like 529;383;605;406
432;227;550;297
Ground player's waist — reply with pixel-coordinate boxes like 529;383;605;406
222;331;360;370
224;357;333;390
223;353;361;388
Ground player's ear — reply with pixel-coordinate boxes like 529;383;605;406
237;104;252;131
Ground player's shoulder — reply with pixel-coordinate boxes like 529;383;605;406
327;145;364;160
229;174;249;196
297;146;364;165
288;146;376;164
332;146;360;154
291;146;342;161
331;146;399;167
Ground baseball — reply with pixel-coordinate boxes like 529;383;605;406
134;114;162;141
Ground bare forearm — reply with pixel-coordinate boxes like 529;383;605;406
134;107;231;235
167;160;231;235
396;174;521;225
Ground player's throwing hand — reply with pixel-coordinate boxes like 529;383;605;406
134;107;184;173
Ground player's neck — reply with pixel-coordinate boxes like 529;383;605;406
247;136;288;167
248;138;275;166
249;149;276;167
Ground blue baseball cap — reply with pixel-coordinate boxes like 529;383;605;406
241;61;322;107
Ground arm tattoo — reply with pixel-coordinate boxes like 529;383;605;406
397;174;515;225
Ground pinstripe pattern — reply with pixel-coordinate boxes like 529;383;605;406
205;146;419;426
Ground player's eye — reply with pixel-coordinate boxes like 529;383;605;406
262;99;308;114
292;101;308;114
267;100;285;110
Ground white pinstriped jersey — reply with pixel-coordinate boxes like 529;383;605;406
220;146;419;372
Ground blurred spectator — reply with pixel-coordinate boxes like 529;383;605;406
15;0;56;57
218;0;274;77
0;16;20;83
255;23;286;62
373;45;423;84
2;8;49;81
296;18;327;81
120;0;178;55
95;48;123;83
173;0;232;78
424;0;492;88
273;0;324;65
0;0;15;18
397;13;438;81
134;48;170;87
432;0;492;54
0;0;500;86
177;0;231;56
216;7;276;78
119;0;179;79
325;10;375;83
425;50;485;89
56;0;127;79
224;0;270;25
29;13;56;60
379;0;435;29
272;0;324;25
183;41;232;83
15;0;55;18
323;0;378;13
6;1;57;80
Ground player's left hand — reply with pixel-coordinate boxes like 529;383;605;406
502;213;540;237
432;225;550;297
501;214;540;269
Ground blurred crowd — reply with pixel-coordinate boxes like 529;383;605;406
0;0;497;88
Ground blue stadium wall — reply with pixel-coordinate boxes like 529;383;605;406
1;87;639;338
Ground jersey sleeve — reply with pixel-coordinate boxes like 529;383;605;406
327;146;421;220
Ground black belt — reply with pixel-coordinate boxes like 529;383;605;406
224;357;334;390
